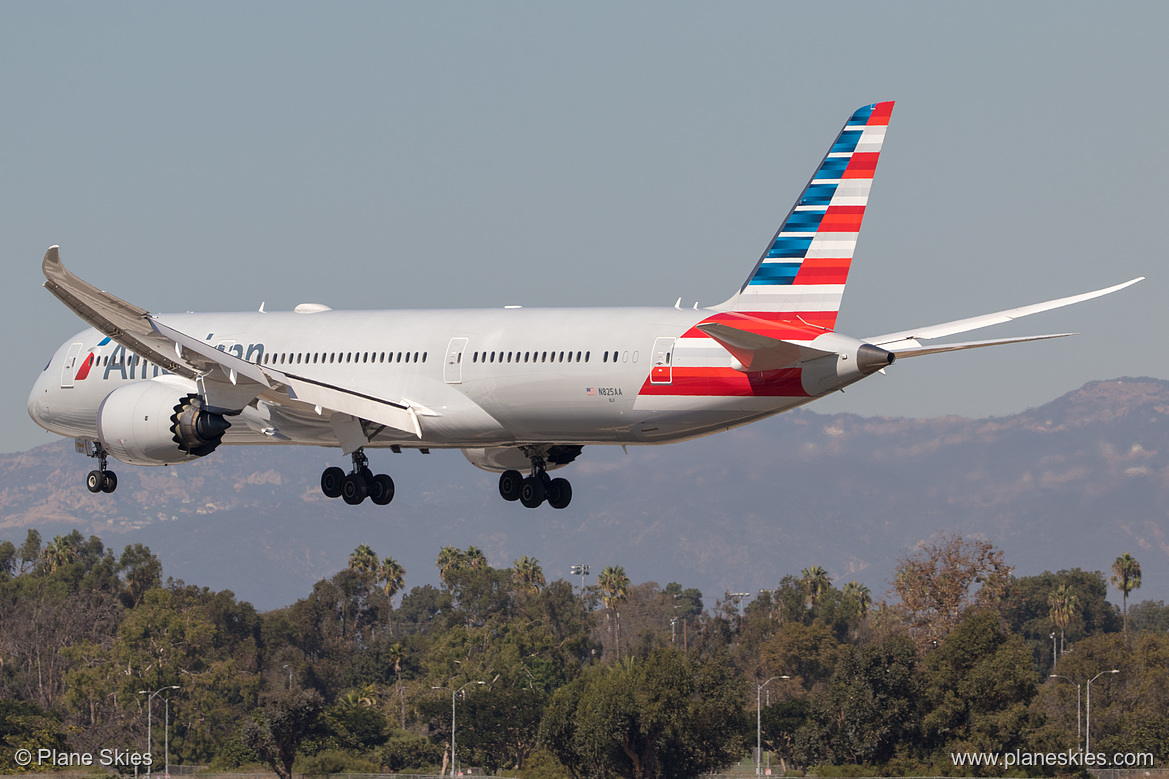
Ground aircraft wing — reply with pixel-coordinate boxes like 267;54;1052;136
42;246;200;380
43;246;424;438
865;278;1143;353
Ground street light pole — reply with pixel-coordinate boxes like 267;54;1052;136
432;680;485;776
756;675;789;776
1085;669;1119;754
137;686;180;779
1048;674;1081;745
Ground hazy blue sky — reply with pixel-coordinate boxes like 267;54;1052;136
4;2;1166;454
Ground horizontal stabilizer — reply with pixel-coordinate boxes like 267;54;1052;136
890;333;1074;359
697;321;834;371
867;278;1143;350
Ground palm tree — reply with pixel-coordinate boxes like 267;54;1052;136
596;565;631;660
800;565;831;611
387;642;406;728
843;580;872;615
465;545;488;570
512;556;546;595
348;544;379;577
1048;584;1078;660
41;536;76;574
378;557;406;600
1111;553;1142;638
436;546;466;585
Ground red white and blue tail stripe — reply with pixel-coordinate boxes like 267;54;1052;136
718;101;894;329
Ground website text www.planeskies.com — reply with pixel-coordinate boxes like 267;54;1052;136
952;749;1154;770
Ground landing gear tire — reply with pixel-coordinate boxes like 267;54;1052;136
520;476;546;508
321;467;345;498
87;470;105;493
369;474;395;506
499;470;523;502
342;472;368;505
101;471;118;494
547;477;572;509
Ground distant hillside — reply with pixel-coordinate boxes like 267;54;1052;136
4;378;1167;611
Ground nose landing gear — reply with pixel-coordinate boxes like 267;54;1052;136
321;449;394;506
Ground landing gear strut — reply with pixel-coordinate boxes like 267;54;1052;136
500;450;572;509
321;449;394;506
84;441;118;494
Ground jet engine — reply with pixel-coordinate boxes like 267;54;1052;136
97;381;231;466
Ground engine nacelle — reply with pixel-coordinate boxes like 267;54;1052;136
97;381;231;466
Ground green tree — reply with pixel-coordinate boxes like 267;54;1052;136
920;610;1039;760
842;580;872;615
1047;584;1078;660
512;556;546;595
348;544;379;577
596;565;631;660
378;556;406;600
540;648;744;779
793;634;918;767
0;699;69;773
799;566;831;611
241;688;325;779
1111;552;1142;638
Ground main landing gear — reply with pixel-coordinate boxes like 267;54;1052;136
85;442;118;494
498;452;572;510
321;449;395;506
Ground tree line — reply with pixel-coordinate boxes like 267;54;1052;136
1;529;1166;777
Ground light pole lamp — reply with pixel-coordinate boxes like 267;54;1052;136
1085;669;1119;754
756;675;790;776
433;681;485;776
1048;674;1081;745
570;564;590;594
137;686;180;779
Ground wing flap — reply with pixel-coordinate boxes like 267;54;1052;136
274;372;423;439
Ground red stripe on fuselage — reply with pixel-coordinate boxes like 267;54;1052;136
75;353;94;381
638;366;809;397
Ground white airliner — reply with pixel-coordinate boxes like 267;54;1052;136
28;102;1141;509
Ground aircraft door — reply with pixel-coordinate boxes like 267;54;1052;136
444;337;469;384
650;337;676;385
60;342;84;388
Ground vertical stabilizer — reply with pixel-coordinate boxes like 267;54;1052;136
716;102;894;328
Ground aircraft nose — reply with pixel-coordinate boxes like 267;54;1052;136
27;371;53;430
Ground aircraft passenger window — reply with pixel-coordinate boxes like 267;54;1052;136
633;351;639;362
422;352;427;362
567;351;573;363
576;351;582;362
585;351;590;362
622;351;629;363
665;354;670;364
602;352;608;363
541;351;547;362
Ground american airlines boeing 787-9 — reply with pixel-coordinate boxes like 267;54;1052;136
27;102;1142;509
